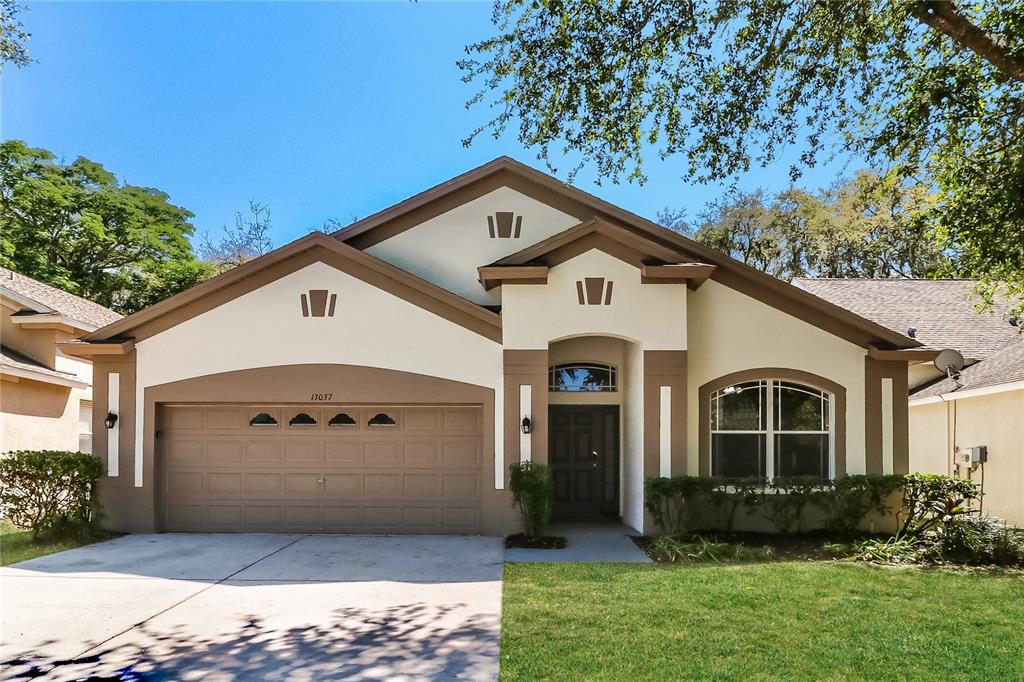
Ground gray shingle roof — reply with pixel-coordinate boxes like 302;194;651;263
0;267;121;329
793;279;1018;360
0;345;81;383
912;335;1024;398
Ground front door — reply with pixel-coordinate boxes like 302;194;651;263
548;405;619;521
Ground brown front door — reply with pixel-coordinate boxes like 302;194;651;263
549;405;619;521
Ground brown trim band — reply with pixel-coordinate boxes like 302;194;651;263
697;368;847;478
864;357;910;474
502;350;549;480
640;263;715;288
492;217;682;267
868;346;941;362
59;340;135;357
643;351;687;478
478;266;549;291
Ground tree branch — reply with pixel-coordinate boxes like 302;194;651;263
912;1;1024;83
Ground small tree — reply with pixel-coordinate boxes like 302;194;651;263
0;450;105;540
509;461;553;539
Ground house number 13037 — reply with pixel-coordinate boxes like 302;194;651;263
310;393;333;401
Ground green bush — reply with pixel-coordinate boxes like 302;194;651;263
706;478;764;533
939;517;1024;566
897;473;979;536
509;461;553;539
814;474;904;536
763;476;821;534
0;450;104;540
644;476;716;535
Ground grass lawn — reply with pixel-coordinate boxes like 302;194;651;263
0;519;114;566
501;562;1024;680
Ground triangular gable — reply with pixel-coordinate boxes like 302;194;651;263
334;158;919;350
478;218;716;291
83;232;502;344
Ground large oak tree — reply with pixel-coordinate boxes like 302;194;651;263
461;0;1024;312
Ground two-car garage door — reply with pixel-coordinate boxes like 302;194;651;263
159;403;484;533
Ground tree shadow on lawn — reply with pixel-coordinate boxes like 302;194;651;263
2;602;500;681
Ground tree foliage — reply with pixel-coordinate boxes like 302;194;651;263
0;140;216;314
0;0;31;73
663;170;948;280
462;0;1024;312
198;199;275;272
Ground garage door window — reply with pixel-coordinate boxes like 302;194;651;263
289;412;318;427
328;412;357;427
368;412;397;427
250;412;278;427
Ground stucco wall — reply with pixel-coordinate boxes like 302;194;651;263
686;280;868;475
501;249;687;350
910;390;1024;526
1;378;79;452
131;261;504;489
621;340;645;531
366;186;580;305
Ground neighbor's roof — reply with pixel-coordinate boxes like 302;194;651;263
0;267;121;330
794;279;1018;360
0;344;87;387
911;335;1024;399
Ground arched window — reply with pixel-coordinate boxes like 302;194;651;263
288;412;317;427
368;412;397;427
549;363;617;392
249;412;278;427
328;412;357;427
710;379;832;480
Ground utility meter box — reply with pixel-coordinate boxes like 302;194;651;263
968;445;988;463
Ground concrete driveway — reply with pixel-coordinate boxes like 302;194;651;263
1;534;504;681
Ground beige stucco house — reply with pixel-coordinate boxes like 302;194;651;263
1;268;121;454
64;158;929;536
796;279;1023;527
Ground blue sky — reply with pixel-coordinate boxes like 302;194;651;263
2;1;861;247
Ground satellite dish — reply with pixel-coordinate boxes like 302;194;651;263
934;349;965;378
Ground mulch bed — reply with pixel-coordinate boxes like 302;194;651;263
505;533;568;550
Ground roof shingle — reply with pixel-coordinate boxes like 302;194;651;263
0;267;121;329
794;279;1017;360
912;335;1024;398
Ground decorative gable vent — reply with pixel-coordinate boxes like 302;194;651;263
576;277;614;305
300;289;338;317
487;212;523;239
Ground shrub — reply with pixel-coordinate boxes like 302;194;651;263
509;461;553;539
644;476;715;535
646;534;774;564
0;450;105;540
762;476;821;534
707;478;764;533
854;535;928;565
939;517;1024;567
814;474;904;536
897;473;980;536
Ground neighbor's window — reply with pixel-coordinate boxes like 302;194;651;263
710;380;832;480
549;363;617;392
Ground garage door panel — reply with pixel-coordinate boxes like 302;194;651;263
246;441;284;462
284;440;323;463
160;403;483;533
207;440;244;463
324;441;362;463
364;442;399;463
166;439;204;464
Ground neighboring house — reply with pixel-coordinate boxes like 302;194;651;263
65;158;926;536
795;279;1023;526
1;268;122;454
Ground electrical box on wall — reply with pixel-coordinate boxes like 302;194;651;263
957;446;988;465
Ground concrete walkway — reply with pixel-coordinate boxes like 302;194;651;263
1;534;504;681
504;523;651;563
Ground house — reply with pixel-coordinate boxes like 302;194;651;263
63;158;927;536
1;268;121;454
795;279;1023;526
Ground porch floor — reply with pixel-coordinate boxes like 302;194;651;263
504;522;651;563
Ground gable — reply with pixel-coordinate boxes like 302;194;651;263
364;186;581;304
84;233;501;344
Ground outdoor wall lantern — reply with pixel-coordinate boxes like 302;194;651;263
521;416;532;434
104;412;118;429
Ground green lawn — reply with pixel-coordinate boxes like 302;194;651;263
0;519;112;566
501;562;1024;681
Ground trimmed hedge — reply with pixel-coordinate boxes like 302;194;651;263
0;450;104;540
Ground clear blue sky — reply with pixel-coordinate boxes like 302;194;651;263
2;1;861;246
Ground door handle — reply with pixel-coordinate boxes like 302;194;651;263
592;451;599;458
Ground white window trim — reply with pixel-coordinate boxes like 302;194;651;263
711;378;836;480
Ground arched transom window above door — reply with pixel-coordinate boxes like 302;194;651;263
549;363;617;392
710;379;834;480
